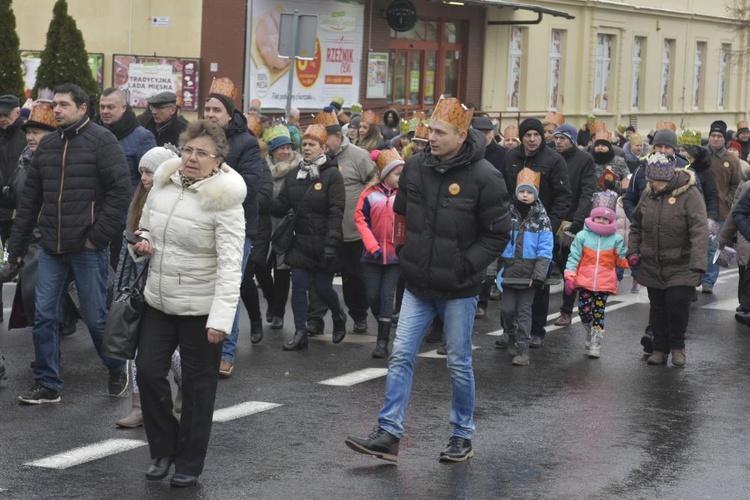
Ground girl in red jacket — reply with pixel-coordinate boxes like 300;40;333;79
355;149;404;359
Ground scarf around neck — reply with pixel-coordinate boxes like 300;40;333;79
178;167;219;188
297;153;327;181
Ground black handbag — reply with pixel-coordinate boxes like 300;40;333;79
102;258;149;360
271;182;315;255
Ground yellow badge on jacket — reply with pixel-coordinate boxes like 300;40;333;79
724;162;730;168
448;183;461;195
668;197;676;204
314;182;323;190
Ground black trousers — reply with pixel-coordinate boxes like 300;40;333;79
136;304;222;476
556;244;577;315
647;286;693;352
254;252;291;319
308;240;368;324
739;264;749;310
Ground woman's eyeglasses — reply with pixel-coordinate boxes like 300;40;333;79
180;147;217;160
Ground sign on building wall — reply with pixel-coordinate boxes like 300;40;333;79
20;50;104;97
366;52;388;99
248;0;364;110
112;55;200;110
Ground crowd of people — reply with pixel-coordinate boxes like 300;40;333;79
1;80;748;481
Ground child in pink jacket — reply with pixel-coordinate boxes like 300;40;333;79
354;149;404;359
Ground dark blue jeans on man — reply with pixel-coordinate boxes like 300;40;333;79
34;247;125;391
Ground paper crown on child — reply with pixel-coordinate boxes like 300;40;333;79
413;122;429;142
654;120;677;132
543;111;564;126
360;109;380;125
645;152;677;181
737;121;749;134
370;148;404;179
23;102;57;131
678;129;701;146
303;124;328;145
503;124;519;139
431;95;474;133
515;167;540;197
314;106;341;133
264;124;292;152
590;190;618;223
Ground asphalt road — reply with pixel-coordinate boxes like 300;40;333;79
1;268;750;499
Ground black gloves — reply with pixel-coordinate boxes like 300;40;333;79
324;246;338;265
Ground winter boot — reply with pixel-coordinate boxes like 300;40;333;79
588;328;603;359
332;311;347;344
283;329;309;350
116;393;143;428
511;343;530;366
671;348;687;367
372;319;391;358
583;322;593;351
250;319;264;344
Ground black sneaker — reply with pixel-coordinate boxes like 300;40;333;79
439;436;474;462
345;427;400;463
640;332;655;355
18;383;61;404
109;365;129;396
353;319;368;333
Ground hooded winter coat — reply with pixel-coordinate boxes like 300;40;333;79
394;128;512;299
355;182;399;265
498;200;553;288
271;156;345;273
628;169;708;289
134;158;247;334
709;146;741;220
623;152;690;220
380;109;401;141
564;218;628;294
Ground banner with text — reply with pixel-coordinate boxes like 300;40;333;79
248;0;364;110
112;55;200;111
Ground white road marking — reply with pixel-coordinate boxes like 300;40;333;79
212;401;282;422
419;345;479;358
25;439;146;469
308;333;376;344
701;298;740;311
318;368;388;386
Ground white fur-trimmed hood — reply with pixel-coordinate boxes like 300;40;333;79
155;157;247;212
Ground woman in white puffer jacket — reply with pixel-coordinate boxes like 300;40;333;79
130;120;246;488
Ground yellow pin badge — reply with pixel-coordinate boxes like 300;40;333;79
314;182;323;190
448;183;461;195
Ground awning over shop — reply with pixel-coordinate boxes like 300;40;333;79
440;0;575;23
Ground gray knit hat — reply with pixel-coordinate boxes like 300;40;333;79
139;146;178;173
652;129;679;151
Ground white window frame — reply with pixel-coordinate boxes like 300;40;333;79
660;39;675;111
631;37;645;110
593;34;613;112
548;29;563;110
507;27;523;110
693;42;706;110
718;44;730;110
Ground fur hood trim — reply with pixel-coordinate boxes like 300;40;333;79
268;152;301;180
644;168;696;198
155;157;247;212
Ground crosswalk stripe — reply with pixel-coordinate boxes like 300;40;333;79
25;439;147;469
318;368;388;386
213;401;283;422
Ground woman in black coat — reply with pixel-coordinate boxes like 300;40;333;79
271;124;347;350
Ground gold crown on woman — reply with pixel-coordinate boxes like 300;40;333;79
503;125;519;139
209;77;237;100
431;96;473;133
360;110;380;125
314;108;339;128
678;129;701;146
303;123;328;145
27;102;57;129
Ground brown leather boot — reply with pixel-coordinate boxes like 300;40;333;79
671;349;686;367
554;312;572;326
116;393;143;428
647;351;668;365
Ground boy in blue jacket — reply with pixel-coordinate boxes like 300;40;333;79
496;168;554;365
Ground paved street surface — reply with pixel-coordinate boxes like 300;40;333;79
1;268;750;498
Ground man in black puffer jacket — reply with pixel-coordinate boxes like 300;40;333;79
502;118;572;347
346;98;511;464
203;78;266;377
8;83;131;405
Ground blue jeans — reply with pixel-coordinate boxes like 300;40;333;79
34;247;125;391
378;290;478;440
290;268;342;330
222;237;252;363
703;231;721;287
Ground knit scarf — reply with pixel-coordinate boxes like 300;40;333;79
584;217;617;236
101;106;140;140
178;167;219;188
296;153;327;181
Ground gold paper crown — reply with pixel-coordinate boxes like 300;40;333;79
303;124;328;145
738;121;749;131
677;129;701;146
361;110;380;125
209;77;238;100
250;98;262;108
593;122;610;143
314;108;339;128
375;148;404;172
517;167;541;190
654;120;676;132
503;125;519;139
413;122;429;141
543;112;564;126
246;114;262;137
26;102;57;130
431;96;473;133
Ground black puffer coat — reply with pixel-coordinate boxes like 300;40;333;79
559;146;596;233
394;128;512;299
271;157;345;273
224;110;265;239
249;163;274;266
8;116;131;261
0;116;28;220
144;113;189;148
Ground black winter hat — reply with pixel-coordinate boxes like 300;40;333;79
710;120;728;136
519;118;544;139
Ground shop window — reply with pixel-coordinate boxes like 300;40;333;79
444;22;461;43
693;42;706;110
391;20;438;42
718;44;730;110
631;37;645;110
507;27;523;110
593;34;613;112
548;29;564;110
660;39;675;111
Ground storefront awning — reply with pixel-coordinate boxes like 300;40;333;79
442;0;575;23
